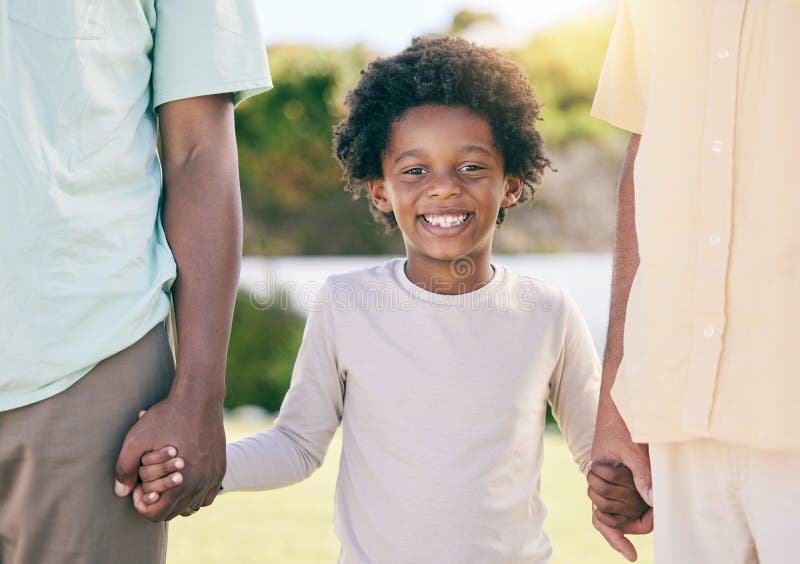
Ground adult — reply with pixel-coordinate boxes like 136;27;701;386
0;1;271;562
588;1;800;562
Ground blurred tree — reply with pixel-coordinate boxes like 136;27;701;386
236;45;404;256
449;10;498;34
511;19;618;148
225;292;305;412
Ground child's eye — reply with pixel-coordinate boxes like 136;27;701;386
459;164;485;173
403;167;426;176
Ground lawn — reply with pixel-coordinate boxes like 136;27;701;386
166;417;653;563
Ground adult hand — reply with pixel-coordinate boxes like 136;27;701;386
590;402;653;561
592;503;653;562
114;389;226;521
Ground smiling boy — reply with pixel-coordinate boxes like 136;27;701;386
367;104;520;293
137;36;647;562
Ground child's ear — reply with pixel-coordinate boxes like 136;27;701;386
368;179;393;213
501;176;524;207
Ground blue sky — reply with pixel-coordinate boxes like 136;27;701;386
254;0;616;53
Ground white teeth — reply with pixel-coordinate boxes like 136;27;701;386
423;213;469;227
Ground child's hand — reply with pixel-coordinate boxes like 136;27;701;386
131;445;185;515
137;445;185;505
130;410;185;508
587;462;651;529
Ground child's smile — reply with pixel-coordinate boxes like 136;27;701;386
419;210;473;232
368;104;522;294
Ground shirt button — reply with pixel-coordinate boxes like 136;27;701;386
709;233;721;246
703;325;716;338
717;48;730;59
712;140;723;152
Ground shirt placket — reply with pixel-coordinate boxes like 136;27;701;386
680;0;747;435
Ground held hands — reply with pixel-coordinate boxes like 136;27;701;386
588;463;653;561
587;461;653;562
590;398;653;561
113;391;226;521
126;411;199;517
132;445;189;514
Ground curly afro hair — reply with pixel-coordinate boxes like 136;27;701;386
333;35;551;229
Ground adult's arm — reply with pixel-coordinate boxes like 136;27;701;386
114;93;241;521
589;133;653;561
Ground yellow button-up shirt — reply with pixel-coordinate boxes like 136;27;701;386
592;0;800;449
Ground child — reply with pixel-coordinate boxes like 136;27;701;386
138;36;648;562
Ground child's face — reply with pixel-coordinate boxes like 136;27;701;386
369;104;521;269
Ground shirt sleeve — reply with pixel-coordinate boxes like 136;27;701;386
221;283;344;492
151;0;273;109
548;291;601;476
591;0;645;133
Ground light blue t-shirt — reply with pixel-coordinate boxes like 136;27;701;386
0;0;273;411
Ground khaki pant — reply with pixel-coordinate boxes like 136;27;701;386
0;322;174;564
651;439;800;564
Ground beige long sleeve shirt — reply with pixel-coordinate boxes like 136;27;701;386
222;260;600;563
592;0;800;448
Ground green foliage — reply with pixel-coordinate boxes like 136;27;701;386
236;44;404;256
237;72;337;212
449;10;498;34
511;19;620;148
225;292;306;412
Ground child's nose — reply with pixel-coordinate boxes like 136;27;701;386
426;170;462;199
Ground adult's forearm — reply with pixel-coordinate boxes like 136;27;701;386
589;134;652;560
598;134;640;420
161;125;241;404
114;95;240;521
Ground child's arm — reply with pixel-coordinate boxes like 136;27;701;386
548;291;602;477
548;292;650;561
139;283;344;498
222;291;344;492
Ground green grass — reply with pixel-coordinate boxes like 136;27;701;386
167;418;653;563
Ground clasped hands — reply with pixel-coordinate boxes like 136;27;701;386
587;457;653;562
113;395;226;522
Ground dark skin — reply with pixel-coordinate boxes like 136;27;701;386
367;104;522;294
590;133;653;561
588;462;650;528
112;93;242;521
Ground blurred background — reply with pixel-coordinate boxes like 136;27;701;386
168;1;654;562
